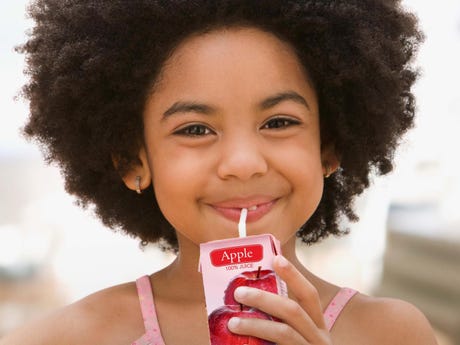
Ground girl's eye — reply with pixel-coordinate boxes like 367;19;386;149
261;117;301;130
173;124;213;137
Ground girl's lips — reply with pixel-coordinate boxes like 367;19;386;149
210;199;277;223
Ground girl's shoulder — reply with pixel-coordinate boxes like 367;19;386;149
0;280;145;345
334;292;438;345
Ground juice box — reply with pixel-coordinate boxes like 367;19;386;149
199;234;287;345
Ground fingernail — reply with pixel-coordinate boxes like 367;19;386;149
275;255;289;268
234;286;249;300
228;317;240;330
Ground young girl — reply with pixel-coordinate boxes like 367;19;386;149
3;0;438;344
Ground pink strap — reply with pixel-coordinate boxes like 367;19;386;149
131;276;355;343
131;275;165;345
323;287;358;331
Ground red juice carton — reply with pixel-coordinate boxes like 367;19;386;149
199;234;287;345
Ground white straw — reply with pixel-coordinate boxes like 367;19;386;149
238;208;248;237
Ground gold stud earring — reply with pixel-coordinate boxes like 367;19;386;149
135;176;142;194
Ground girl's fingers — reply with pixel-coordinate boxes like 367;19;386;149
227;313;310;345
233;286;322;343
231;255;332;344
272;255;327;330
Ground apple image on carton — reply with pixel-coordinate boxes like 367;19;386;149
224;267;278;305
208;305;275;345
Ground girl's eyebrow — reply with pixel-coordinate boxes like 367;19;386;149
163;102;214;118
259;91;310;111
162;90;310;119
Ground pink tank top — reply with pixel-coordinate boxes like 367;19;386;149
131;275;357;345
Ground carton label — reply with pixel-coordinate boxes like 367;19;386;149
200;234;287;344
210;244;263;266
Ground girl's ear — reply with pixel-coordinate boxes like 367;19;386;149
321;142;340;178
115;146;152;193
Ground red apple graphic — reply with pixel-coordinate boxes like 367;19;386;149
224;267;278;305
208;305;275;345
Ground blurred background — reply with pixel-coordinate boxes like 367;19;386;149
1;0;459;343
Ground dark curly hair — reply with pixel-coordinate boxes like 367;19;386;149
17;0;423;251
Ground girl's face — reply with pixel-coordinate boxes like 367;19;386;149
138;27;337;247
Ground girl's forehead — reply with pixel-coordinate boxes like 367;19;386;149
173;27;295;60
151;27;314;104
145;28;318;123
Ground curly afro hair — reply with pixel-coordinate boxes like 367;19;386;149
18;0;423;251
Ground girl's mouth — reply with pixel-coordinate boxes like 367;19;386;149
210;199;277;223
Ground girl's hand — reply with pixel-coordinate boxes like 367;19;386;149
227;255;332;345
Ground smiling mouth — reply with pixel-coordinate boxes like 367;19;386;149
210;199;277;223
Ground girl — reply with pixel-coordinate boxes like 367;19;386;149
3;0;437;344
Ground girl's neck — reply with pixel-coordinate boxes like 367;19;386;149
152;238;206;303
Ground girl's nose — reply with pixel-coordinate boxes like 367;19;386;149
216;133;268;181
